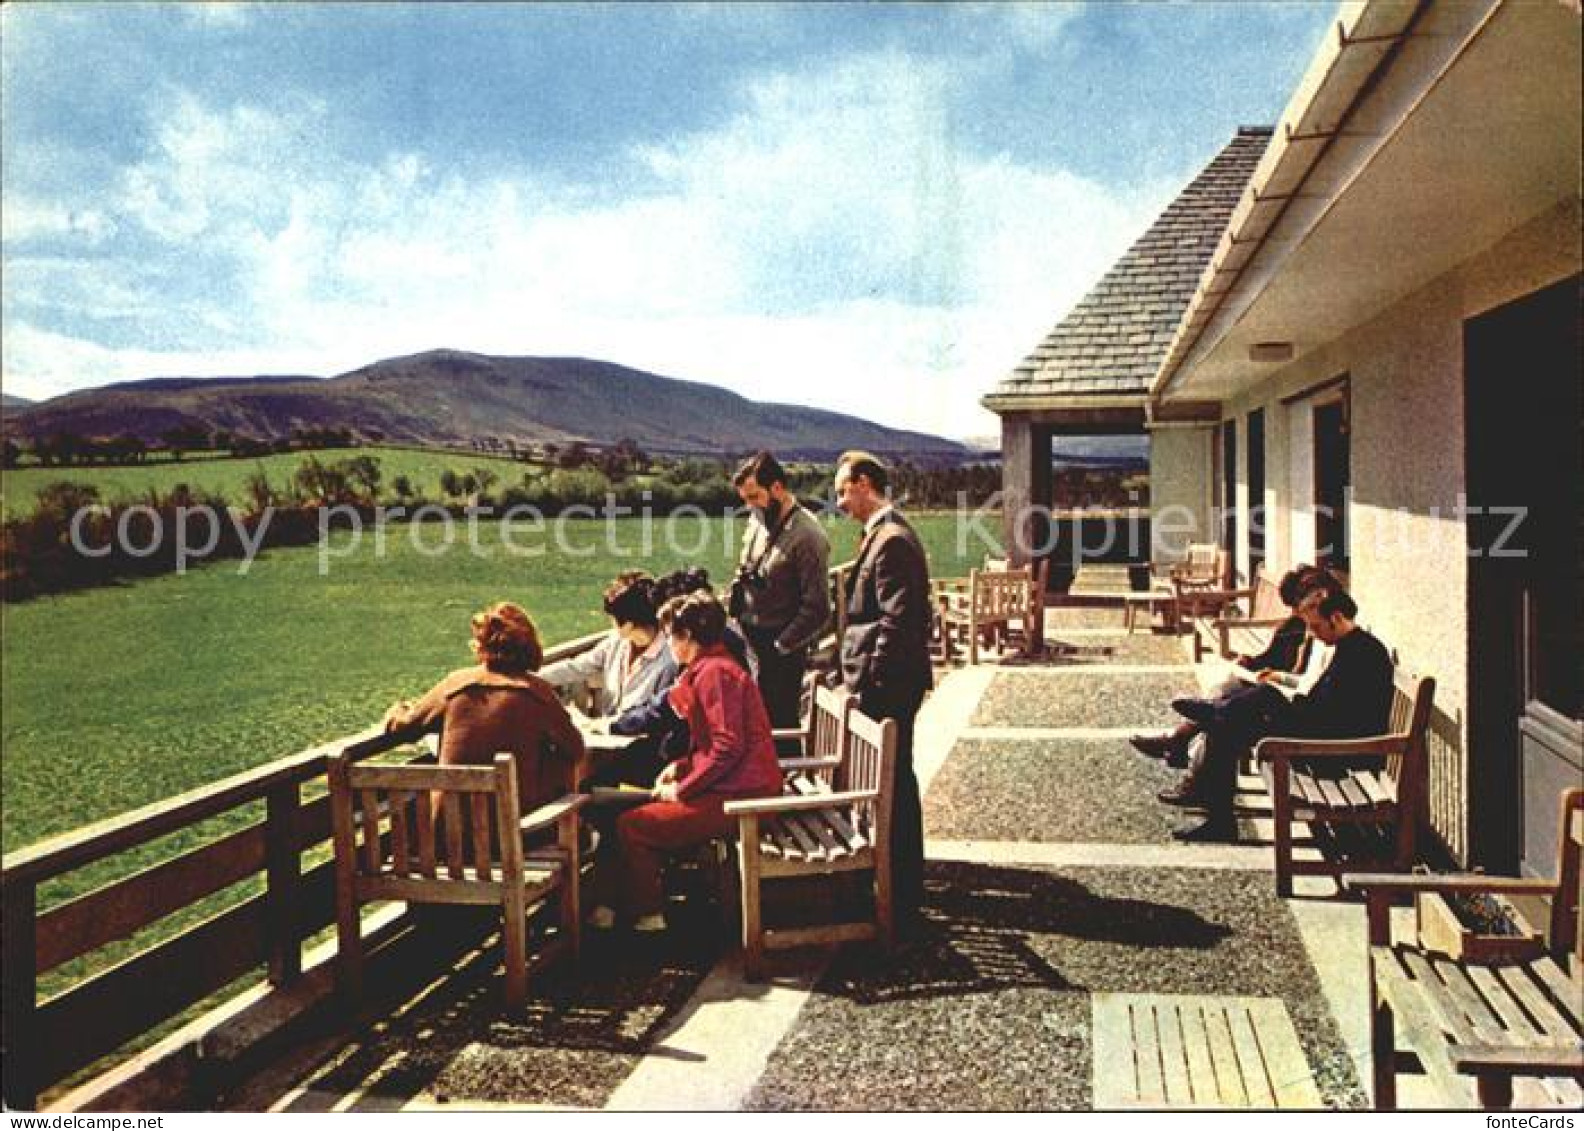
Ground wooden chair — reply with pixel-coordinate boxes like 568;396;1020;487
329;751;584;1010
1256;669;1435;897
937;566;1033;664
726;707;898;979
1347;789;1584;1109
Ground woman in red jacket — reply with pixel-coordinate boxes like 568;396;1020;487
594;590;782;932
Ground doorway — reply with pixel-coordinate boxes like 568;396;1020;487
1464;274;1582;871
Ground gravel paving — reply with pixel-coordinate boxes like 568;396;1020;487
745;860;1365;1111
971;671;1196;730
926;738;1191;844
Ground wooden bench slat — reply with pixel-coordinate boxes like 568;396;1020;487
1465;964;1545;1043
783;814;831;862
1180;1001;1217;1106
414;796;437;878
1426;954;1510;1046
1335;775;1374;810
389;792;411;877
1377;948;1480;1097
443;794;466;879
1490;965;1579;1044
1530;957;1584;1026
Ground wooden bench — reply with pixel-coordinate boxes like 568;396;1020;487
329;752;584;1010
1346;789;1583;1109
937;566;1033;664
1255;668;1435;897
726;707;897;979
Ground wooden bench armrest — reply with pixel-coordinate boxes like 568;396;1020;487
1255;735;1409;762
779;756;841;770
1343;872;1561;897
725;789;877;817
1449;1043;1584;1074
518;793;587;835
770;727;807;742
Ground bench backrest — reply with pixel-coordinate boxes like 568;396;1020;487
330;752;524;894
840;708;897;848
1383;671;1436;803
1249;567;1286;620
1550;788;1583;967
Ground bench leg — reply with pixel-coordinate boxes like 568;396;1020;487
1476;1074;1514;1109
738;823;765;981
1372;977;1397;1110
1272;761;1294;899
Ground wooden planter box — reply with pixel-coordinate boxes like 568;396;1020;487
1415;891;1545;964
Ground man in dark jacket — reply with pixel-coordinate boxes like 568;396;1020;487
834;450;932;925
1172;584;1395;842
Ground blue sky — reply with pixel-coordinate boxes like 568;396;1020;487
1;1;1336;438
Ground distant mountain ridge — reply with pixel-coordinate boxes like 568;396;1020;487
1;393;34;412
3;350;969;463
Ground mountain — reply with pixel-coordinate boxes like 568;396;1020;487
1;393;34;412
960;433;1148;467
3;350;969;463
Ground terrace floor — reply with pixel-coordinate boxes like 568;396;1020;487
219;608;1519;1111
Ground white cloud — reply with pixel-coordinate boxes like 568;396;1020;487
178;3;255;30
4;54;1176;438
1;196;116;244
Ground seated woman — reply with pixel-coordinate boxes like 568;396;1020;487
383;602;586;818
595;567;750;781
539;571;677;735
592;590;782;932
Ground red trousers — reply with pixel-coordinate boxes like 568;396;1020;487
613;796;735;917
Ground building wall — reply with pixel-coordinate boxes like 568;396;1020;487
1147;425;1213;560
1217;197;1580;862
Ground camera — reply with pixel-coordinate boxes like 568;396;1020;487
728;565;767;618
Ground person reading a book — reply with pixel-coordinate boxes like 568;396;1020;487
589;590;782;932
1166;583;1395;843
539;571;677;732
1130;565;1325;770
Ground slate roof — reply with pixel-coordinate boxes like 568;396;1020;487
987;126;1273;407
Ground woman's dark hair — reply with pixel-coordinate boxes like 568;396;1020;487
658;591;727;647
652;567;712;607
470;602;545;673
1278;564;1316;607
603;570;658;627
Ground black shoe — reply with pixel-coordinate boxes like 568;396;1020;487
1157;784;1208;808
1170;697;1220;727
1163;745;1191;770
1129;734;1178;759
1172;817;1238;843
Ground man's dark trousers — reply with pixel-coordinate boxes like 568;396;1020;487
743;624;806;737
859;684;926;923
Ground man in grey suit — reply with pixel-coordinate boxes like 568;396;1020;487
834;450;932;927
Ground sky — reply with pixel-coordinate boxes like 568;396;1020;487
1;1;1336;439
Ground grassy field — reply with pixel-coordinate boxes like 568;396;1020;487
2;511;995;858
0;445;538;518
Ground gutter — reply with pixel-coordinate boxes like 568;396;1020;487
1150;0;1502;404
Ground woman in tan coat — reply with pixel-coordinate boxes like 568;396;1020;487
383;602;586;816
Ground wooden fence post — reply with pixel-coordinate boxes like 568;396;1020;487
2;877;38;1109
265;782;301;986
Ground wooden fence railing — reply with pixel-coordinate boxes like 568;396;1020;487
0;630;607;1110
1;563;856;1110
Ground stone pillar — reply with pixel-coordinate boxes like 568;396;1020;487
1000;417;1050;567
1148;424;1214;561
